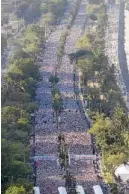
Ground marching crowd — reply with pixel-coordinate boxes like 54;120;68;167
30;2;120;194
124;8;129;72
105;3;129;109
34;1;80;193
33;1;104;193
2;1;128;194
57;3;104;193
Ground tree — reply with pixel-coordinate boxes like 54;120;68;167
1;16;42;193
19;25;44;57
49;75;59;84
15;1;29;19
58;134;69;170
4;58;39;100
90;107;129;174
7;130;28;144
10;58;38;79
1;139;30;186
110;184;119;194
5;186;26;194
104;152;127;172
1;35;7;54
77;34;93;50
87;4;100;15
90;113;112;149
77;58;93;72
1;12;9;26
8;160;32;179
52;86;62;114
41;12;55;26
89;0;102;4
11;47;31;61
89;13;98;21
1;106;30;134
24;2;41;24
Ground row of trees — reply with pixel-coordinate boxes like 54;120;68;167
14;0;68;25
1;11;9;26
90;107;129;176
1;24;44;193
75;2;126;117
1;0;71;192
58;30;68;60
40;0;68;24
1;34;7;55
14;0;42;24
1;0;67;55
73;1;129;192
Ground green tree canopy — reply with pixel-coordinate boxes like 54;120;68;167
5;186;26;194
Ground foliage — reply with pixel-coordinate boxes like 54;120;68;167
58;134;69;170
5;186;26;194
58;31;68;58
1;12;9;26
1;139;32;191
89;0;104;4
67;0;81;28
1;35;7;54
52;86;62;112
75;2;126;116
2;0;70;190
15;1;30;19
14;0;41;24
19;24;44;57
110;184;119;194
73;0;129;184
11;47;30;61
87;4;100;15
90;107;129;174
1;24;43;192
49;74;59;84
40;0;67;21
89;13;98;21
77;34;93;50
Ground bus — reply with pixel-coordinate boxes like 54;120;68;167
76;185;85;194
33;187;40;194
58;187;67;194
93;185;103;194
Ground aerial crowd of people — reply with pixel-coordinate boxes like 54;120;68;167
1;0;129;193
33;1;104;193
105;3;129;109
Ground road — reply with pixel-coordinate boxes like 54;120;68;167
34;0;102;193
105;1;129;110
118;0;129;108
57;2;99;193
